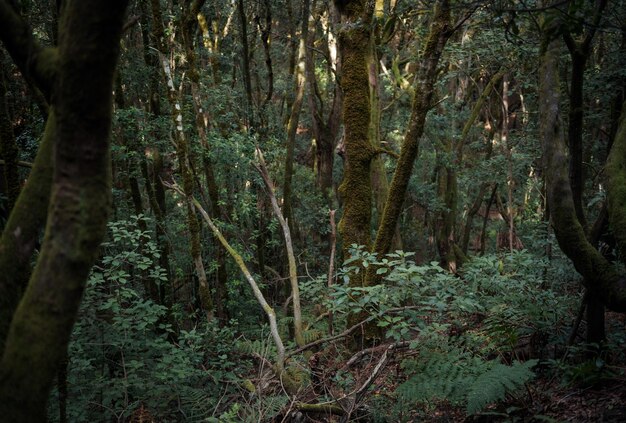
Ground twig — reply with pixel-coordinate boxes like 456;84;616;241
286;306;421;358
345;340;411;368
342;345;393;422
0;159;32;168
373;147;400;159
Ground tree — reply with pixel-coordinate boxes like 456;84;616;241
0;0;129;419
365;0;454;282
539;2;626;319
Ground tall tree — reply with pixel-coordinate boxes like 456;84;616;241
335;0;375;280
365;0;453;283
539;4;626;317
0;0;129;419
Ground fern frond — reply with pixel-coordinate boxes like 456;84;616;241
302;329;323;344
466;359;537;415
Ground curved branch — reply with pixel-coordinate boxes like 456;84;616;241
540;29;626;312
0;0;57;99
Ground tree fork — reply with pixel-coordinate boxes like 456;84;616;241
540;19;626;312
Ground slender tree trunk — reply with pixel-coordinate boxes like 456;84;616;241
562;0;607;229
152;0;214;321
0;57;20;212
283;0;310;231
182;0;229;323
237;0;254;128
367;0;452;284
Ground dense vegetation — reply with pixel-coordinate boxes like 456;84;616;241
1;0;626;421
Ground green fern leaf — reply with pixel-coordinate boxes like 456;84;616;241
466;359;537;415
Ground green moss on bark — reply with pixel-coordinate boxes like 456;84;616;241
540;32;626;312
606;101;626;263
366;0;451;284
0;1;129;418
0;111;54;355
337;3;375;285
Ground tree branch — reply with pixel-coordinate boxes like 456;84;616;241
0;0;57;99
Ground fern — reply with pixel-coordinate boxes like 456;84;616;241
302;328;323;344
466;359;537;415
398;350;489;405
398;352;537;416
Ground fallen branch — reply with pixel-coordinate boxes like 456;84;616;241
345;340;411;368
296;402;344;415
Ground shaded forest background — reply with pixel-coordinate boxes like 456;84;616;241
1;0;626;421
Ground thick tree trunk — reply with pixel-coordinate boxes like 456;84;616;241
336;0;375;276
0;112;53;355
0;1;129;419
540;23;626;312
0;8;56;351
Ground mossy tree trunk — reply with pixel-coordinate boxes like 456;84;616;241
562;0;607;229
151;0;214;321
283;0;310;232
540;16;626;313
0;0;129;419
181;0;230;323
139;3;173;309
0;1;56;356
365;0;452;284
335;0;375;284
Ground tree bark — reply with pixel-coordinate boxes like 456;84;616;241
366;0;451;283
283;0;310;231
0;1;129;419
540;20;626;313
336;0;375;279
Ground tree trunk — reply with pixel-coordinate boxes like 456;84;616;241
366;0;451;283
540;17;626;313
336;0;375;276
0;1;129;418
283;0;310;231
0;56;20;212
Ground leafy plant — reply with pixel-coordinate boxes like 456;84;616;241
48;217;242;421
398;343;537;416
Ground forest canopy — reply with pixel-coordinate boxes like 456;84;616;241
1;0;626;421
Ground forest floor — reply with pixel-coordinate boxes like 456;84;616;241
266;312;626;423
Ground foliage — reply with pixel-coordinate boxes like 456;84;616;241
48;217;243;421
397;343;537;416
